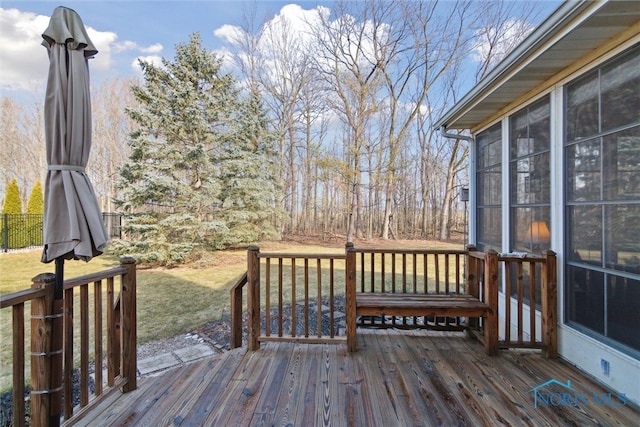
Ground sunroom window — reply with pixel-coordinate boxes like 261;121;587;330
565;44;640;356
509;96;551;306
476;122;502;252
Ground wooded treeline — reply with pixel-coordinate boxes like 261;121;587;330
1;0;542;244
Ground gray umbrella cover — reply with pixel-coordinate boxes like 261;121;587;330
41;6;109;263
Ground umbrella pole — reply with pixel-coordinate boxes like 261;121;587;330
51;257;64;426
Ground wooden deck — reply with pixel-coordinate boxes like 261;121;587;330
71;329;638;426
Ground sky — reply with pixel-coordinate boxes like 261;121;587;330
0;0;333;102
1;0;563;106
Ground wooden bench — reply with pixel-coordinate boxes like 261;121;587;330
355;292;496;355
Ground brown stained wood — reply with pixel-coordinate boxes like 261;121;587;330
317;258;322;338
278;258;283;337
120;257;137;392
167;350;246;426
381;253;386;292
210;352;272;426
484;250;499;356
434;253;440;293
360;252;365;292
304;258;309;337
346;244;357;352
329;259;335;338
542;250;558;358
265;258;271;337
295;346;322;426
370;252;374;293
143;360;222;425
229;272;247;349
504;260;512;344
248;246;260;351
73;330;640;427
110;358;210;426
529;261;536;345
315;344;339;426
93;281;103;397
357;293;490;318
30;273;55;427
0;288;46;308
272;343;306;425
291;258;296;338
64;287;74;419
106;277;117;385
80;284;89;407
12;303;25;427
517;261;524;343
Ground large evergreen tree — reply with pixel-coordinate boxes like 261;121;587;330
115;33;279;264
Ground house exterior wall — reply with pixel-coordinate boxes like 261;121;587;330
470;36;640;406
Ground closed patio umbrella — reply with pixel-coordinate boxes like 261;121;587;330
40;7;108;424
41;6;108;264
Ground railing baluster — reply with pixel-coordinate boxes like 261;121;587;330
381;253;385;293
517;262;524;343
529;261;536;345
504;262;511;345
80;283;89;407
64;286;74;418
94;280;103;397
291;258;296;338
370;252;375;292
330;258;335;338
304;258;309;338
317;258;322;338
278;258;283;337
445;253;450;294
402;254;407;326
106;277;117;385
12;303;25;427
265;258;271;337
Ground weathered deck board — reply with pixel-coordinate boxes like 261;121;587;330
72;329;639;426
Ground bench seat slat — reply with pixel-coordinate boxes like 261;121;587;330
356;292;490;317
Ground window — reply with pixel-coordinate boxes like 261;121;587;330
476;123;502;252
509;96;551;305
510;96;551;252
565;44;640;356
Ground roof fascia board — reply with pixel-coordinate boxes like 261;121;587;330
470;22;640;134
435;0;599;131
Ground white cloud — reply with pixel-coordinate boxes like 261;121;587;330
471;18;535;66
114;40;163;54
0;8;52;92
131;55;164;76
0;7;163;95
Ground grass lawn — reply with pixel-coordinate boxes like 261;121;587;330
0;239;461;391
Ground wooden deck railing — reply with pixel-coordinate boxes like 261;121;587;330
0;257;137;427
238;244;557;357
245;246;347;350
468;249;558;357
351;245;470;329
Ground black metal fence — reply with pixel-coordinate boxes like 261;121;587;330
1;213;122;252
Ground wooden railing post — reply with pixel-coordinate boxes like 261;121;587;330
483;250;499;356
542;250;558;358
229;272;248;349
120;257;137;392
346;242;357;352
247;246;261;351
466;245;479;330
30;272;57;427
